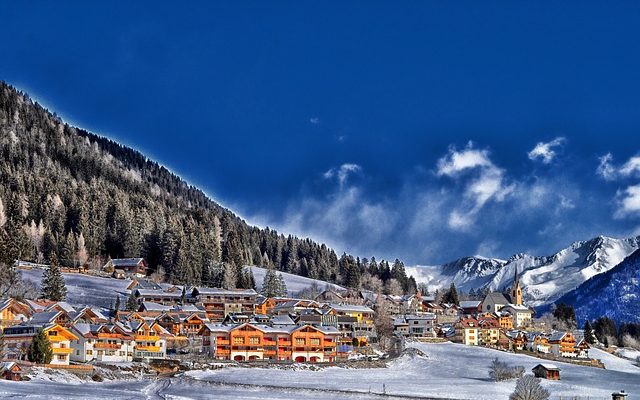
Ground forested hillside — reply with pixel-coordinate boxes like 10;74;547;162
0;81;415;294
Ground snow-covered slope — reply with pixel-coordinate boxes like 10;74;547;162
19;269;132;308
18;267;343;309
409;235;640;307
554;249;640;324
246;266;344;295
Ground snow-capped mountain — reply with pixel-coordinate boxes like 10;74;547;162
554;248;640;324
407;235;640;307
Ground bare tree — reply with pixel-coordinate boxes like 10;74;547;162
509;375;550;400
374;294;394;352
489;358;525;382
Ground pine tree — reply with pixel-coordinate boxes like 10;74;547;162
583;320;595;344
180;286;186;304
27;328;53;364
114;295;121;314
443;282;459;305
41;253;67;301
277;273;288;296
261;266;280;298
126;291;138;311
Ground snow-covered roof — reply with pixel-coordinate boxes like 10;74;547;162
110;258;144;266
326;303;373;313
534;363;560;371
193;287;257;296
270;315;295;325
30;311;62;324
459;300;481;308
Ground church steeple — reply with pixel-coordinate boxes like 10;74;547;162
511;267;522;306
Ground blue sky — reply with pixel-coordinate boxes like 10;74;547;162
3;2;640;265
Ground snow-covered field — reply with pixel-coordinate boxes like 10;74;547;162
1;342;639;399
19;269;132;309
185;342;640;400
247;266;344;295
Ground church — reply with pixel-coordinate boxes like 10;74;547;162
481;267;534;328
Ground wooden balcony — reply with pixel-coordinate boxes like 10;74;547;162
94;342;121;349
278;340;292;346
52;347;74;354
135;335;160;341
135;345;161;352
97;333;121;339
216;348;231;355
264;350;276;356
216;339;230;345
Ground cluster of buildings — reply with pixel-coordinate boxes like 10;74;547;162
0;260;593;368
0;298;169;365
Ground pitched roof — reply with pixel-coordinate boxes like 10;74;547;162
533;363;560;371
110;258;145;266
459;300;481;308
483;292;510;305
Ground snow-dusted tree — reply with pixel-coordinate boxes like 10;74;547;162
509;375;550;400
28;328;53;364
0;197;6;229
360;272;383;293
374;295;394;351
277;273;288;296
261;266;283;297
41;253;67;301
385;278;403;296
222;262;237;289
76;233;88;265
126;291;138;311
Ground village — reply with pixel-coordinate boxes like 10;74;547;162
0;257;609;385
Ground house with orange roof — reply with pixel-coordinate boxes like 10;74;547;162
3;323;78;365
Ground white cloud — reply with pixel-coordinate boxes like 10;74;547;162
323;163;362;188
596;153;617;181
527;137;566;164
615;184;640;218
596;152;640;218
309;117;319;124
620;156;640;177
437;144;492;176
436;143;514;230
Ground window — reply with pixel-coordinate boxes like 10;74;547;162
233;337;244;345
295;338;305;346
249;337;260;345
310;338;320;345
86;350;93;355
48;330;58;336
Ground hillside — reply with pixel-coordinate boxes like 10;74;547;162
408;235;640;307
554;249;640;324
0;81;415;293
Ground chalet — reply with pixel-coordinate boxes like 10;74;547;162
548;331;577;358
325;303;376;345
127;279;162;291
532;363;561;380
128;320;168;360
104;258;147;278
29;310;69;326
68;307;109;325
70;323;135;363
192;287;257;322
500;304;534;328
575;338;590;359
508;330;528;350
459;300;482;316
315;290;345;303
0;362;23;381
528;333;551;354
476;316;500;346
3;323;78;365
403;314;437;339
423;302;444;315
200;323;339;363
0;298;32;329
156;312;209;337
496;311;513;329
455;318;479;346
393;317;409;337
254;296;277;315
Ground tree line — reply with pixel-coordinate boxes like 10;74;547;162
0;81;416;293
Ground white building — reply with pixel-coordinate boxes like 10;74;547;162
70;323;135;363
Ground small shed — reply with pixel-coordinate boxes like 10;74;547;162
0;362;23;381
532;363;561;380
612;391;628;400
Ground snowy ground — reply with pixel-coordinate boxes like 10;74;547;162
185;342;640;400
19;269;132;309
1;342;639;399
246;266;344;295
